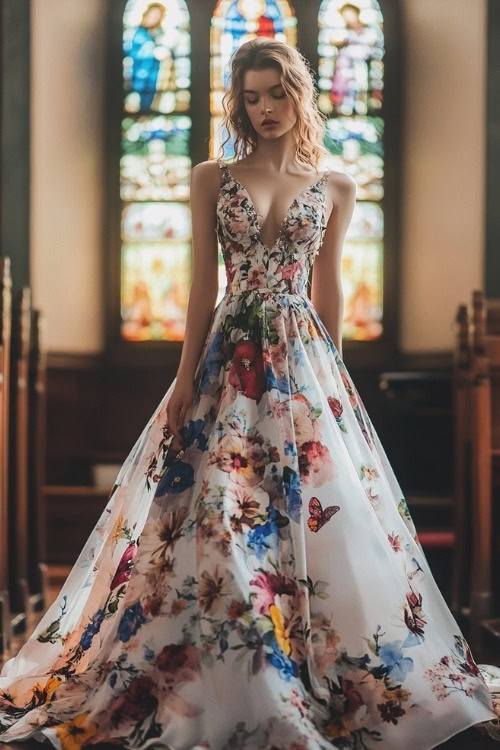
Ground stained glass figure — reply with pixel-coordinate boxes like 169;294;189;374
121;1;192;341
123;0;190;114
319;0;385;341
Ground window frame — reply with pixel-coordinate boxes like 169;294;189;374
104;0;402;370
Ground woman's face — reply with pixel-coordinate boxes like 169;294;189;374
242;67;297;141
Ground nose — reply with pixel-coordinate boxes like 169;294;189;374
260;101;272;114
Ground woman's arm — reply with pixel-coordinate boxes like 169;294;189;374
166;161;220;444
310;172;357;359
176;161;220;381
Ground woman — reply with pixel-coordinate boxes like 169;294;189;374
1;37;500;750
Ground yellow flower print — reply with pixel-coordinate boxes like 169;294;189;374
269;603;291;656
324;718;350;738
383;686;411;703
110;513;125;545
55;712;97;750
42;676;62;702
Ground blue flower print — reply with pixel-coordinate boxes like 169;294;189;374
199;331;225;394
283;466;302;522
247;520;278;560
118;602;148;643
266;639;299;681
379;640;414;682
156;460;195;496
79;608;105;651
181;418;208;452
264;364;291;395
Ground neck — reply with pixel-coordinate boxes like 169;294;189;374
250;130;298;173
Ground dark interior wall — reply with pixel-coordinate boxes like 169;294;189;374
486;0;500;298
0;0;31;296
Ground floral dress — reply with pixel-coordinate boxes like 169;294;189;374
1;159;500;750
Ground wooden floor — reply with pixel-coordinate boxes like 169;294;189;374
1;568;499;750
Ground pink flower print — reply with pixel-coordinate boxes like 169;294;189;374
281;261;302;280
365;486;380;509
341;372;358;408
269;399;290;422
291;394;321;446
388;532;403;552
299;440;336;486
269;340;288;373
247;265;267;285
227;199;251;235
361;464;380;482
249;571;296;615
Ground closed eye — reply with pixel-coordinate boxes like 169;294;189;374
244;92;287;105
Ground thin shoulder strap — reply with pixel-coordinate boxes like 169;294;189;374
216;158;231;184
320;166;331;185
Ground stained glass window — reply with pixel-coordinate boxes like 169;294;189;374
318;0;385;341
210;0;297;304
121;0;191;341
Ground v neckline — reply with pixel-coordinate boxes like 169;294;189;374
220;162;330;253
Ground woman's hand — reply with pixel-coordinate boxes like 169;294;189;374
166;377;194;447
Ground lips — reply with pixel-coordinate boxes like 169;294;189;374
261;119;278;126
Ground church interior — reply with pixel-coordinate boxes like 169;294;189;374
1;0;500;747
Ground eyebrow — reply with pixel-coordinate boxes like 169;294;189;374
242;83;284;94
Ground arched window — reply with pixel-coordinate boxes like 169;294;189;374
318;0;384;341
121;0;192;342
108;0;400;366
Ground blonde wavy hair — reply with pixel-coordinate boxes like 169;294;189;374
219;38;329;167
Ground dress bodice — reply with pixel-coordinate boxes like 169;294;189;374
215;160;331;296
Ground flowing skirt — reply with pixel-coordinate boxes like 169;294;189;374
1;289;500;750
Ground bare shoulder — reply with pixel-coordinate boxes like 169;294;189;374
324;170;356;219
191;159;222;182
190;159;223;203
327;169;357;198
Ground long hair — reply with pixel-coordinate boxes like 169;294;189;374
219;38;329;167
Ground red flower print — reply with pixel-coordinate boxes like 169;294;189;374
156;643;201;684
462;643;481;677
110;676;158;726
227;599;247;620
327;397;343;419
404;590;426;637
110;543;137;590
228;339;266;403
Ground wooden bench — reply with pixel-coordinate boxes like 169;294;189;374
0;258;12;652
452;290;500;653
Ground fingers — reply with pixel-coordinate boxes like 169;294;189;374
169;400;190;447
179;413;191;444
167;401;183;445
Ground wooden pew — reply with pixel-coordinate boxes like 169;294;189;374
451;303;473;619
468;290;495;651
452;290;500;653
0;258;12;652
471;292;500;650
8;287;31;634
27;308;47;612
